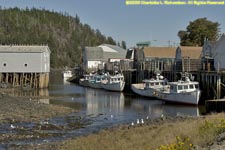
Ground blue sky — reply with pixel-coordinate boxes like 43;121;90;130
0;0;224;47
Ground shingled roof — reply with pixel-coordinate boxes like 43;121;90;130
178;46;202;59
143;47;177;58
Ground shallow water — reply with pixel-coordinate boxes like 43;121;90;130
0;71;202;148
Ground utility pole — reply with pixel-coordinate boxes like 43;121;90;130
168;40;171;47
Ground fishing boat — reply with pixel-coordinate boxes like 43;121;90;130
62;70;73;79
101;73;125;92
88;74;106;89
79;73;94;87
131;74;168;98
154;73;201;105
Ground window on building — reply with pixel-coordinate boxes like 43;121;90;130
3;63;6;67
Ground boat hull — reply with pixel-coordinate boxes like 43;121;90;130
102;81;125;92
131;83;156;97
155;89;201;105
79;79;90;87
89;81;102;89
131;83;167;98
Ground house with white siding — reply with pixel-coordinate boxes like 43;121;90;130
0;45;50;88
0;45;50;73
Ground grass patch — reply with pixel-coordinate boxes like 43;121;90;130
61;113;225;150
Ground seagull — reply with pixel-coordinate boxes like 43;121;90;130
10;124;16;129
44;121;49;125
141;119;144;124
137;119;140;124
146;116;149;120
161;114;165;120
131;122;134;126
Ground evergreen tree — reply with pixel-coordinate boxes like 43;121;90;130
0;7;118;68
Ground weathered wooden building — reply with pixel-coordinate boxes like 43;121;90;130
82;44;127;72
175;46;202;72
143;47;177;72
0;45;50;88
201;34;225;71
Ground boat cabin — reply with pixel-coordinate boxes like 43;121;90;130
84;74;94;80
62;70;73;78
94;75;105;82
143;79;167;88
107;75;124;83
169;81;199;93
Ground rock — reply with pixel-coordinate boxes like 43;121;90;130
216;132;225;143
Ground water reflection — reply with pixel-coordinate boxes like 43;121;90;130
129;98;199;118
63;78;71;85
85;88;124;115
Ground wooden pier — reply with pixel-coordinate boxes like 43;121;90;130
206;99;225;113
0;72;49;89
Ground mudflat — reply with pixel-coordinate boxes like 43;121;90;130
0;88;77;149
0;91;74;124
2;88;225;150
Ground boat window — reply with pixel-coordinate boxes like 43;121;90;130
150;83;154;86
155;82;159;85
189;84;194;89
195;84;199;89
184;85;188;89
178;85;183;90
170;85;177;92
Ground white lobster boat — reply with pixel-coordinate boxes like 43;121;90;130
131;74;168;98
62;70;73;79
101;73;125;92
154;75;201;105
